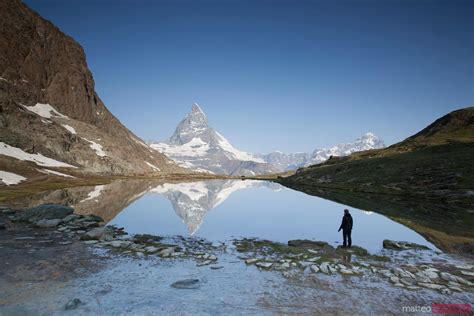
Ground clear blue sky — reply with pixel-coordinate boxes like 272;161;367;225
25;0;473;153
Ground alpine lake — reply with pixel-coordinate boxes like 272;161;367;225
0;179;473;315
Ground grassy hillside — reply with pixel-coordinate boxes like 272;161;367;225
276;107;474;255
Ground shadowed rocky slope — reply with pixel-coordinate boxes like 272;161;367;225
0;0;184;178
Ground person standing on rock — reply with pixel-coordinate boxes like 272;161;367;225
338;209;353;247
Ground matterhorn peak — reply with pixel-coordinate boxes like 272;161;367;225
192;102;204;114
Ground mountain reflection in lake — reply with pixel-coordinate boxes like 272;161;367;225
9;179;435;253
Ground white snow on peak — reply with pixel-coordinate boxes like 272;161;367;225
145;161;160;172
80;185;105;203
0;142;77;168
151;137;210;157
215;132;265;163
151;182;209;202
81;138;106;157
0;170;26;185
37;168;75;178
23;103;69;119
62;124;77;134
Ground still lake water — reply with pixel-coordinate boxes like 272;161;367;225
98;179;434;253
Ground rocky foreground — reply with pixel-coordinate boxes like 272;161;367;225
1;204;473;312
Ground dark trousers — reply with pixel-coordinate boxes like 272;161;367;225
343;229;352;247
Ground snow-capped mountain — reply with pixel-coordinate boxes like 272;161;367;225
150;104;278;176
150;179;267;234
259;132;386;171
150;103;385;175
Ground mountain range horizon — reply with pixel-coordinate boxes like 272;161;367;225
149;103;386;175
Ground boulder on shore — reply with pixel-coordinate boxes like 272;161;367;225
80;226;115;241
383;240;430;251
288;239;332;249
12;204;73;222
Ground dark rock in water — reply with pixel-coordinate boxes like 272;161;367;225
35;218;62;228
81;226;115;241
383;240;430;251
0;222;6;229
171;279;200;289
65;298;83;310
210;265;224;270
77;214;104;223
12;204;73;222
288;239;331;249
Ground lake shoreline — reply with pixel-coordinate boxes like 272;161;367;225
1;205;473;314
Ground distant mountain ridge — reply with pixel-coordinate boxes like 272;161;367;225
259;132;385;171
150;103;385;175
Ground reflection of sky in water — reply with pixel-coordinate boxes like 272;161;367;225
110;181;435;253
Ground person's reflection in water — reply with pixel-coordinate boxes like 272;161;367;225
342;252;352;265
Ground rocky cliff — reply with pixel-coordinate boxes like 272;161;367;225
0;0;184;181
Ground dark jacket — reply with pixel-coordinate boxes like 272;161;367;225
339;214;353;231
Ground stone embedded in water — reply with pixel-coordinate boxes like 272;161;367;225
455;264;474;270
256;262;273;269
440;272;457;282
210;265;223;270
80;226;115;241
35;218;62;228
171;279;200;289
418;283;445;290
62;214;81;223
340;268;354;275
208;255;217;261
144;246;159;253
390;276;400;284
64;298;83;310
454;276;473;287
197;260;212;266
159;247;175;257
441;288;452;295
310;265;320;273
245;258;259;264
319;262;331;274
400;277;415;286
461;270;474;277
83;240;98;244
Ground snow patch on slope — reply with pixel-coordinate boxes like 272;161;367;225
37;168;75;178
81;138;106;157
23;103;69;119
80;185;105;203
0;170;26;185
0;142;77;168
145;161;160;172
62;124;77;134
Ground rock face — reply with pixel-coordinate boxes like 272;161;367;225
0;1;183;177
150;103;384;175
150;104;278;176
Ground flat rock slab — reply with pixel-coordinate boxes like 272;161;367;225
13;204;73;222
288;239;331;249
171;279;200;289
